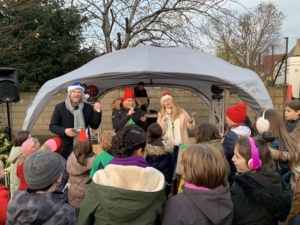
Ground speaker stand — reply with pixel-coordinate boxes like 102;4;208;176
5;102;12;141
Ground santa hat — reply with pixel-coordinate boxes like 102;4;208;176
78;127;88;142
161;92;173;105
226;103;247;124
22;138;40;157
67;82;90;99
44;137;63;154
122;88;135;102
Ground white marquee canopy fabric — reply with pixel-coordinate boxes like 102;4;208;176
22;45;273;131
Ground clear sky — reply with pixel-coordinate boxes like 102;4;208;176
232;0;299;51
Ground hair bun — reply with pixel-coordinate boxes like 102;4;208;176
261;131;275;143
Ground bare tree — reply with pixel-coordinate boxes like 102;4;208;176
203;2;285;76
76;0;240;53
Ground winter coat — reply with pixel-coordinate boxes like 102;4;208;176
162;183;233;225
8;146;22;195
49;102;102;159
208;139;231;182
56;155;68;192
6;189;77;225
78;159;166;225
223;126;251;176
90;151;114;178
0;185;10;225
285;116;300;133
231;172;292;225
111;98;147;132
286;176;300;225
67;152;95;208
157;109;195;174
146;139;173;196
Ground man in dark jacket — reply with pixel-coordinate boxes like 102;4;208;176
49;82;102;159
134;82;149;112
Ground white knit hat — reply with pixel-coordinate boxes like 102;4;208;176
67;82;90;99
161;92;173;105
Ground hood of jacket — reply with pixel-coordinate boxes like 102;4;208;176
90;164;165;223
111;97;141;110
182;183;233;224
8;146;22;163
146;139;173;156
233;172;292;215
7;190;68;224
67;152;95;176
231;125;251;136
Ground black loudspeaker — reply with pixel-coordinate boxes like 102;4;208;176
0;67;20;103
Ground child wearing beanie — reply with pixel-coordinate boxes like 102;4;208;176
0;160;10;225
6;151;77;225
40;137;68;192
90;130;115;178
16;138;40;190
222;103;251;183
67;128;96;215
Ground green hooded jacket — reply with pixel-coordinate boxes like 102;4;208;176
79;164;166;225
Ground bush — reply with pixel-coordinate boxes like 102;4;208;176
0;117;12;167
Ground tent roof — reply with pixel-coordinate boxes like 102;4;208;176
22;45;273;131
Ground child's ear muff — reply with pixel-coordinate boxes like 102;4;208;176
248;137;262;170
256;110;269;133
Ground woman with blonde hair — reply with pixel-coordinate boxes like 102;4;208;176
157;92;195;194
162;143;233;225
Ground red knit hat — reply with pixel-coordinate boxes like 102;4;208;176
226;103;247;124
122;88;135;102
52;137;63;153
78;128;88;142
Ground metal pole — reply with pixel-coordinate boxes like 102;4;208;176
6;102;12;141
271;45;274;83
284;37;289;86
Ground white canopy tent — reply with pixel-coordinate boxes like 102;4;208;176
22;45;273;131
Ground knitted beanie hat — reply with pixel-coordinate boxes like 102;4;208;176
226;103;247;124
67;82;90;99
22;139;39;157
24;151;62;190
161;92;173;105
52;137;63;154
122;88;135;102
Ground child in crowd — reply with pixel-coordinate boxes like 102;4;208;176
6;151;77;224
223;103;251;181
17;137;40;190
231;133;292;224
90;130;115;178
255;109;300;187
79;125;165;225
163;143;233;225
67;128;96;213
284;100;300;133
40;137;68;192
0;160;10;225
145;123;173;197
8;130;30;195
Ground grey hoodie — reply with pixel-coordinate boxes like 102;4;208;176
8;146;22;195
163;183;233;225
6;189;77;225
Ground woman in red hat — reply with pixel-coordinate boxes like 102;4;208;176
157;92;195;195
111;87;147;132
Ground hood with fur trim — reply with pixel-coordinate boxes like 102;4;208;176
146;139;173;156
111;97;142;110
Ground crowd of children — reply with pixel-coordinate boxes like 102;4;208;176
1;99;300;225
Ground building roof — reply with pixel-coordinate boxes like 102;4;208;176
262;54;285;74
